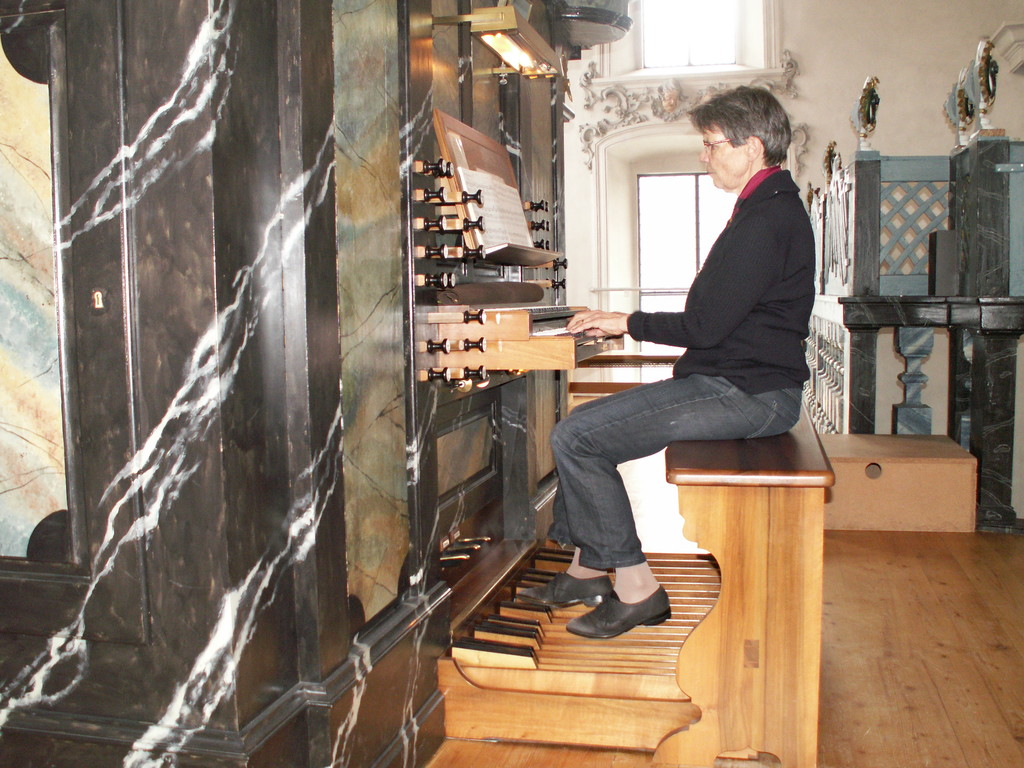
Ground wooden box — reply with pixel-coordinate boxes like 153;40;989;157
819;434;977;532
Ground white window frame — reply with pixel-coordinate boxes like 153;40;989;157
601;0;780;81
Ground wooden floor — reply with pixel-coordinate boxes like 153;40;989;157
425;530;1024;768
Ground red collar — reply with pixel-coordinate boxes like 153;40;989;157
738;166;782;200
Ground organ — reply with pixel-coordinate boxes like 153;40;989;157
0;0;834;764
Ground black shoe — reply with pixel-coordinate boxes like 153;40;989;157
565;587;671;639
517;571;613;608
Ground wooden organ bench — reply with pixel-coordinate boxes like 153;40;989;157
658;413;834;767
439;412;833;768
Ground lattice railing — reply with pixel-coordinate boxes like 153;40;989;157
810;153;952;435
880;180;950;278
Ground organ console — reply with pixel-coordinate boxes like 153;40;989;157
418;305;620;378
411;111;621;387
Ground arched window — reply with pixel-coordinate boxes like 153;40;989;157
599;0;779;77
642;0;739;69
637;173;732;311
563;0;795;347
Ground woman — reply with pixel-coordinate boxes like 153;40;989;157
518;86;815;638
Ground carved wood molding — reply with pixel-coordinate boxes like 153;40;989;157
577;51;809;175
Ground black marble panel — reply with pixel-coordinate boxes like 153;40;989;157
323;583;448;768
976;297;1024;331
852;152;881;296
435;387;502;540
0;0;152;646
840;296;951;329
1;0;355;764
947;327;973;449
207;0;307;727
527;371;558;491
276;0;349;683
404;0;444;596
969;333;1019;530
430;0;462;121
469;34;500;141
952;137;1013;297
501;376;530;539
847;329;878;434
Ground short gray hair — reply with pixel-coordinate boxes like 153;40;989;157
689;86;792;166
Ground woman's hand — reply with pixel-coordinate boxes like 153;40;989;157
566;310;630;338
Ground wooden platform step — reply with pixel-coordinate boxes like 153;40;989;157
821;434;976;532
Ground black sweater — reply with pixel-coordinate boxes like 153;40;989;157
625;170;814;394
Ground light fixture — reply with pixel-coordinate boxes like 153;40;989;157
435;4;563;79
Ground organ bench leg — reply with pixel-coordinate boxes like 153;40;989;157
654;484;825;768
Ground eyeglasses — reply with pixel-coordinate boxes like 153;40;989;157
702;138;733;150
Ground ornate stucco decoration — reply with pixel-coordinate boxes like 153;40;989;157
578;51;808;173
991;23;1023;74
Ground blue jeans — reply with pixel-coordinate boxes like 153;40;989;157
549;374;803;570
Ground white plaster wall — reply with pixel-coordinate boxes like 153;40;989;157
564;1;1024;312
783;0;1024;191
562;2;1024;507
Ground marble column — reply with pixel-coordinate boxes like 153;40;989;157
969;332;1020;531
947;326;973;450
847;329;878;433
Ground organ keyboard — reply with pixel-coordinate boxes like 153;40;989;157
418;305;623;378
